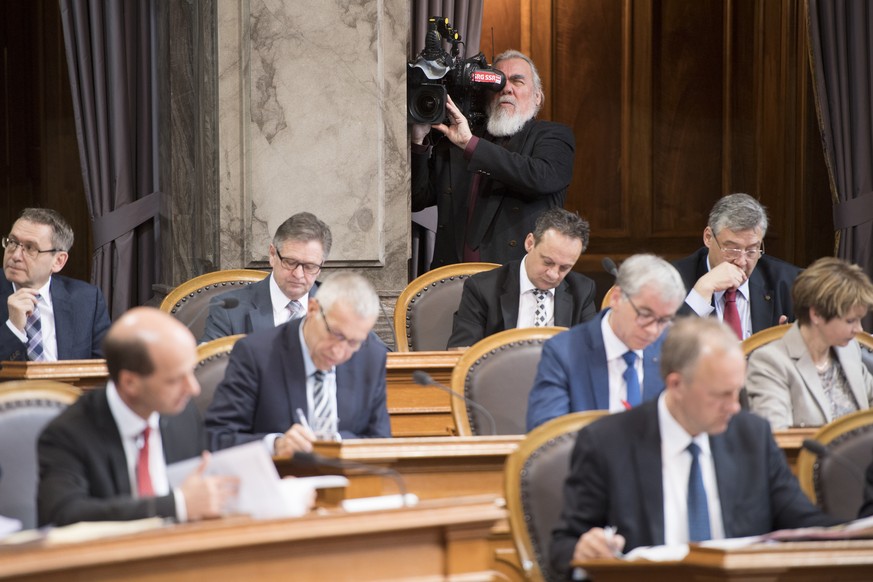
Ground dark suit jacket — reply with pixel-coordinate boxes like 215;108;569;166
205;318;391;450
0;273;110;361
549;400;838;579
447;260;596;349
673;247;801;333
526;312;666;431
200;277;320;343
37;388;206;527
411;119;575;267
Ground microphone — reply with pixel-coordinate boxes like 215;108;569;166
801;438;867;486
412;371;497;436
602;257;618;278
292;451;411;506
185;297;240;333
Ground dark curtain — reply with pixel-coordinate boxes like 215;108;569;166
59;0;160;318
409;0;483;278
807;0;873;326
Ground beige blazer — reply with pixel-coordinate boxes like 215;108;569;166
746;322;873;429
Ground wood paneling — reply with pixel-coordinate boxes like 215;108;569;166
482;0;833;278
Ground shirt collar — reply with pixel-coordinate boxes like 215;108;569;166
518;255;553;296
106;380;159;440
269;274;310;315
12;277;53;307
298;317;334;377
602;309;642;362
657;392;711;458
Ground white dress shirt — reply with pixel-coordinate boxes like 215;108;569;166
658;394;725;544
6;278;59;360
602;312;644;412
517;255;555;328
269;274;310;326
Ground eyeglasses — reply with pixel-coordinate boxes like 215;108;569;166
623;293;675;329
2;236;62;260
318;304;364;349
712;236;765;261
275;247;322;275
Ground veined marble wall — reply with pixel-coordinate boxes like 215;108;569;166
217;0;409;291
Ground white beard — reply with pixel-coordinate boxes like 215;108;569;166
486;98;536;137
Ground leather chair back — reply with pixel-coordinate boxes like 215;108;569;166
504;411;607;582
796;408;873;521
393;263;499;351
194;335;244;416
450;327;566;436
0;381;80;529
159;269;269;340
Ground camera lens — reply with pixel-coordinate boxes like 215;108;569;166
408;84;446;124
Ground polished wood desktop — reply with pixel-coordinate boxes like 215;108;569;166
577;540;873;582
0;497;505;582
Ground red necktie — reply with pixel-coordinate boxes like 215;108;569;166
137;426;155;497
723;289;743;340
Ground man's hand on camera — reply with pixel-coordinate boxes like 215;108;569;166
432;95;473;149
411;124;431;145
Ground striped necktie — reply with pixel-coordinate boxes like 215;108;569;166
25;295;46;361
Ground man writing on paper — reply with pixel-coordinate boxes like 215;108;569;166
447;208;596;349
201;212;331;342
38;308;238;526
205;272;390;456
549;317;839;578
1;208;110;361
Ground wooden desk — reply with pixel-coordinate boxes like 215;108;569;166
0;497;506;582
0;360;107;389
577;540;873;582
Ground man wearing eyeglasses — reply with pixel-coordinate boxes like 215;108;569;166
673;193;801;340
526;254;686;431
204;272;390;454
1;208;110;361
200;212;331;343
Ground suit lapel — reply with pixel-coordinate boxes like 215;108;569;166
554;279;572;327
632;404;665;544
836;343;870;409
748;270;774;333
587;315;611;409
92;390;132;495
50;278;74;359
641;340;664;401
500;262;521;328
784;325;831;419
710;431;739;538
281;320;309;421
250;278;277;332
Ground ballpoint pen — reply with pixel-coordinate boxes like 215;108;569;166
603;525;624;558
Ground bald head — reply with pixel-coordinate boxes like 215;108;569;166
104;307;200;419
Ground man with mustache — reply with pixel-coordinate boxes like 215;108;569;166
411;50;575;268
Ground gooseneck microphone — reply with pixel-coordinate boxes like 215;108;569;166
602;257;619;278
801;438;867;486
185;297;240;334
292;451;410;506
412;371;497;436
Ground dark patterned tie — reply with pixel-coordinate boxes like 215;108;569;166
622;351;641;406
311;370;330;419
533;289;549;327
687;442;712;542
25;295;45;361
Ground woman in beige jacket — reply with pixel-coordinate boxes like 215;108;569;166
747;257;873;429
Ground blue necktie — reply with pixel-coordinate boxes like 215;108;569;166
622;351;640;406
687;442;712;542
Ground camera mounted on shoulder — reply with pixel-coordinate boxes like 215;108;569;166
407;16;506;126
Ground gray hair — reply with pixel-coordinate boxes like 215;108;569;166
315;272;380;320
616;254;686;305
708;193;768;237
18;208;74;251
273;212;333;259
532;208;590;249
494;49;544;115
660;317;742;381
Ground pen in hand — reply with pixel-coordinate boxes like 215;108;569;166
603;525;624;558
295;408;312;433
